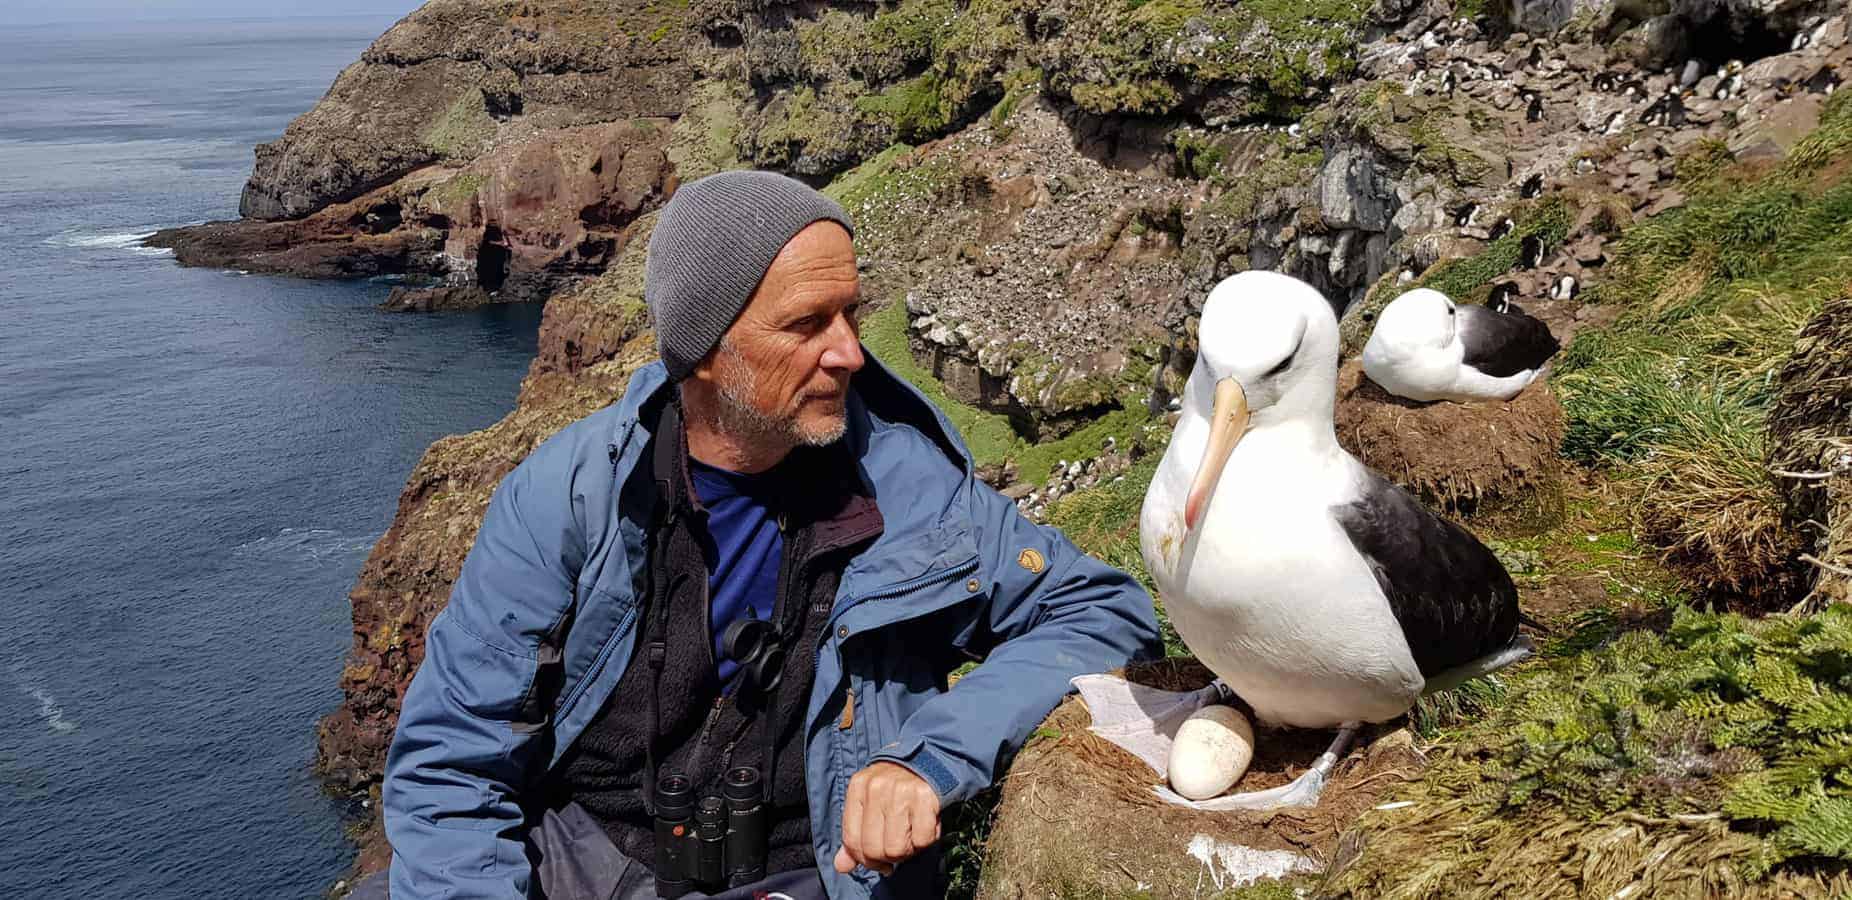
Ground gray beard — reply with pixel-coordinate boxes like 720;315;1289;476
712;342;846;450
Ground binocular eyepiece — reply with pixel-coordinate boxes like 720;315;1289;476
653;767;768;898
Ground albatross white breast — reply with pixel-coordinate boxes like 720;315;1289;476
1361;287;1560;402
1134;270;1528;805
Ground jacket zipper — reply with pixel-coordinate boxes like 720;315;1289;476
828;555;980;631
814;555;980;674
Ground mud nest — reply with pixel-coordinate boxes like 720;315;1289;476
978;659;1426;899
1332;360;1566;524
1768;292;1852;608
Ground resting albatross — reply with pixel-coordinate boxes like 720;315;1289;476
1126;270;1529;808
1361;287;1559;402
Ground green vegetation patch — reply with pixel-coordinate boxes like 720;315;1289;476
1039;0;1370;117
1554;91;1852;602
854;71;953;140
1334;605;1852;896
429;171;487;213
860;300;1162;486
859;298;1024;469
422;89;497;161
666;80;745;182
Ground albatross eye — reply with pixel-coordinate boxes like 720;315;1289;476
1265;351;1295;378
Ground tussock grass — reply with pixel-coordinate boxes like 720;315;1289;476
1555;92;1852;605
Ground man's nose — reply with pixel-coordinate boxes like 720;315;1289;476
819;311;864;374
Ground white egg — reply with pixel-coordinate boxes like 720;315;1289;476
1166;704;1256;800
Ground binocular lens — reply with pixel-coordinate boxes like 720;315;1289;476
723;766;761;802
656;773;694;816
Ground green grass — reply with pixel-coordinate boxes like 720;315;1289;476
1552;91;1852;600
421;90;496;160
860;299;1024;467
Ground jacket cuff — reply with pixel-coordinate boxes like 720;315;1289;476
869;737;967;805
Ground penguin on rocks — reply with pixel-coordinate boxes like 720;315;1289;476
1454;202;1479;228
1488;218;1515;241
1642;88;1686;127
1519;234;1545;270
1715;61;1745;101
1550;273;1579;300
1520;173;1544;199
1522;89;1545;122
1487;281;1520;311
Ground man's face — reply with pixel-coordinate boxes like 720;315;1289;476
695;221;864;448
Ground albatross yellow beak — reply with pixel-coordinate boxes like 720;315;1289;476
1184;377;1250;531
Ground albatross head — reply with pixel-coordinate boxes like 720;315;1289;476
1182;271;1340;529
1373;288;1458;349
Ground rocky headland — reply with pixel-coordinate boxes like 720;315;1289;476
161;0;1852;894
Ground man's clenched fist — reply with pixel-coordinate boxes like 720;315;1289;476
832;761;941;876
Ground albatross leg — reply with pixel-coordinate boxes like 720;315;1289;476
1265;722;1360;808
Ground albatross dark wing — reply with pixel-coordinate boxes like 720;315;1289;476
1455;303;1560;377
1332;471;1520;678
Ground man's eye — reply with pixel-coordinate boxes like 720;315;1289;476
792;315;822;331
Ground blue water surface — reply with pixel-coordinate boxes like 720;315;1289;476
0;16;543;898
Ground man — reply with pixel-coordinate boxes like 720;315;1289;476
374;170;1162;900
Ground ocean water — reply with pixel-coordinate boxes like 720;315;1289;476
0;17;544;898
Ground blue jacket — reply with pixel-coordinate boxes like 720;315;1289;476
382;356;1163;899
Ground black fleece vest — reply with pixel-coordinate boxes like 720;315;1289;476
543;405;881;876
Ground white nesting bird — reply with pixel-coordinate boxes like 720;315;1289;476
1361;287;1559;403
1131;271;1530;807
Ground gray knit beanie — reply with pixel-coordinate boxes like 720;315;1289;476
644;170;856;381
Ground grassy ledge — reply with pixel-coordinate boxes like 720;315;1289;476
1556;91;1852;604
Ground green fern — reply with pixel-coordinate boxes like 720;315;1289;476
1409;604;1852;880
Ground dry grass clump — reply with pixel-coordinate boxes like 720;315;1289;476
977;661;1425;900
1767;292;1852;609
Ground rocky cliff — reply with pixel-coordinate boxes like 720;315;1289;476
156;0;1852;888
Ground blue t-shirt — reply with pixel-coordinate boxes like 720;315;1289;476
689;459;785;686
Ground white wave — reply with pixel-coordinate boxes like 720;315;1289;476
29;687;78;734
8;666;79;735
44;228;172;258
234;527;379;562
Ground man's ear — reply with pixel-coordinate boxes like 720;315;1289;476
687;346;723;386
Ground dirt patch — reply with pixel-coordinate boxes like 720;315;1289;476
979;659;1426;899
1333;361;1566;526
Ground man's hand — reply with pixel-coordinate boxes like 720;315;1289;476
832;761;941;877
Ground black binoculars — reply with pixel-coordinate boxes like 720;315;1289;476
720;616;785;696
652;766;768;898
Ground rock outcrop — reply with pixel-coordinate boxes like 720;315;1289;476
150;0;1852;886
240;0;692;220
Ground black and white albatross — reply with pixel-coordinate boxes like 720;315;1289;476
1362;287;1560;402
1128;270;1532;809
